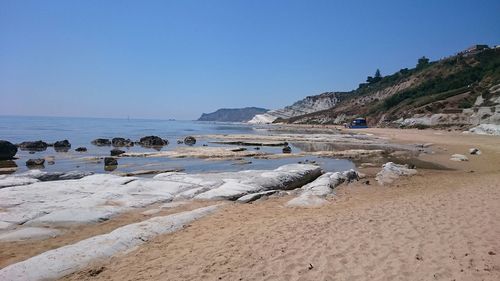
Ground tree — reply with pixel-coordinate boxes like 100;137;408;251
416;56;430;69
367;69;382;84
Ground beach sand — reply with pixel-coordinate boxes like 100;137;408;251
4;128;500;280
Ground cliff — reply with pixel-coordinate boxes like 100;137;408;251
248;92;342;124
198;107;268;122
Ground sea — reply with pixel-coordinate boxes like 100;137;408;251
0;116;354;175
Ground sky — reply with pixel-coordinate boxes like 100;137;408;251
1;0;499;120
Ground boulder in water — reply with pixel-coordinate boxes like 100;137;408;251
91;138;111;146
112;138;134;147
53;140;71;148
139;136;167;147
184;136;196;146
26;158;45;167
18;141;48;151
110;149;125;156
282;146;292;153
104;157;118;166
0;140;18;160
75;147;87;152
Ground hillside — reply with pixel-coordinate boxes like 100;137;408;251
249;92;342;124
198;107;268;122
278;47;500;130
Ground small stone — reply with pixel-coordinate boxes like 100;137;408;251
110;149;125;156
104;157;117;166
75;147;87;152
469;148;481;155
184;136;196;145
26;158;45;166
282;146;292;154
488;251;496;255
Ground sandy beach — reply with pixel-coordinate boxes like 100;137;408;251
55;128;499;281
2;2;499;280
1;128;499;281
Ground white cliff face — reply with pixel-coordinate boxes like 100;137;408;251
249;92;341;124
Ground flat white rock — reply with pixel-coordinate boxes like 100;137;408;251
0;164;322;231
25;208;117;226
0;221;13;230
0;227;61;242
0;205;219;281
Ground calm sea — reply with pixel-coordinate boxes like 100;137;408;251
0;116;354;175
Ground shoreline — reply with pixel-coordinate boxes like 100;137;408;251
1;126;499;280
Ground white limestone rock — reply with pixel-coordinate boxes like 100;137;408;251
468;124;500;136
0;205;219;281
25;208;117;227
0;170;93;189
0;176;39;189
375;162;417;185
0;221;14;230
450;154;469;161
195;181;261;200
286;169;358;207
0;227;61;242
249;92;340;124
0;164;322;231
237;190;278;203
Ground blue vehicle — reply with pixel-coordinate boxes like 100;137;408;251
349;118;368;129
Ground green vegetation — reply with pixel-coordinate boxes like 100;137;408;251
281;48;500;126
416;56;430;69
366;69;383;84
381;49;500;111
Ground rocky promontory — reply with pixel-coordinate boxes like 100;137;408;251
198;107;268;122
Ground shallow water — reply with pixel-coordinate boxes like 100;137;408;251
0;116;354;175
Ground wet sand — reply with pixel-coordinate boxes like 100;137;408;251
57;128;500;281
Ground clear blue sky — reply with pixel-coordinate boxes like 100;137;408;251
1;0;499;120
